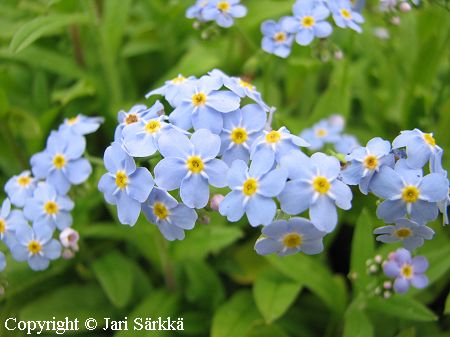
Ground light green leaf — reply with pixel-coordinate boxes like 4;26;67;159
343;303;374;337
253;269;302;323
245;323;290;337
395;327;416;337
444;291;450;315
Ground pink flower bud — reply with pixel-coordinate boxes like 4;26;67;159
391;16;401;25
60;228;80;251
399;2;411;12
62;248;75;260
334;50;344;60
210;194;225;211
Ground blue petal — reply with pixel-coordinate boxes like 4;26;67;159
54;211;73;230
280;151;313;180
249;147;275;177
246;195;276;227
261;220;289;239
116;191;141;226
255;238;283;255
219;191;245;222
419;173;448;202
222;145;250;166
313;21;332;38
104;143;136;174
192;106;223;134
296;29;314;46
330;180;352;210
154;157;187;190
279;180;312;215
28;255;50;271
98;174;117;205
180;174;209;209
47;169;71;195
170;204;198;230
393;278;410;293
258;168;288;197
310;196;337;232
406;136;431;169
207;90;241;113
367;137;391;157
157;221;185;241
66;158;92;184
169;103;193;131
227;160;248;188
376;199;406;223
30;152;52;179
301;239;324;255
311;153;340;180
42;239;62;259
33;223;53;243
191;129;221;159
230;4;247;18
157;129;193;158
341;161;364;185
204;159;228;188
127;167;154;203
241;104;267;132
410;200;438;224
370;166;403;199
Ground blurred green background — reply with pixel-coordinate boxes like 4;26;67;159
0;0;449;336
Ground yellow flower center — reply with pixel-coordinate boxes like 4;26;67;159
423;133;436;147
313;176;331;194
217;1;230;11
274;32;287;42
53;154;66;169
44;201;59;215
364;155;378;170
340;9;352;19
115;171;128;189
402;186;419;203
230;128;248;144
153;202;170;220
242;178;258;196
187;156;204;174
67;116;79;125
28;240;42;255
315;128;327;138
266;130;281;144
239;79;254;90
301;16;315;28
0;219;5;234
395;228;412;239
400;264;413;279
283;233;302;248
17;175;31;187
171;75;186;84
125;114;138;125
145;120;161;134
192;93;207;107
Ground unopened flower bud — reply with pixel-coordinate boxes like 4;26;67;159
60;228;80;251
199;214;211;225
391;16;401;25
210;194;225;211
383;290;392;299
399;2;411;12
369;264;379;274
374;287;382;295
383;281;392;289
62;248;75;260
374;255;383;264
334;50;344;60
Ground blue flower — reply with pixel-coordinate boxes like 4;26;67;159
370;160;448;224
0;251;5;272
98;143;154;226
383;248;428;293
169;75;241;134
154;129;228;208
250;126;310;174
341;137;395;194
334;134;360;154
5;171;36;207
202;0;247;28
219;160;287;227
254;217;326;256
282;0;333;46
115;104;153;141
261;19;295;58
145;74;196;107
9;223;61;271
0;198;27;246
59;114;104;136
220;104;267;166
300;119;341;150
393;129;443;169
142;188;197;241
30;131;92;195
221;73;270;111
374;218;434;251
279;152;353;232
24;183;74;230
330;0;365;33
122;101;172;157
186;0;210;21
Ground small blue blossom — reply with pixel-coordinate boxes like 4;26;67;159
300;119;342;150
154;129;228;208
250;126;310;174
393;129;443;169
370;160;448;224
202;0;247;28
261;19;294;58
186;0;210;21
219;160;287;227
0;251;5;272
220;104;267;166
24;183;74;230
9;223;61;271
169;75;240;134
279;152;353;232
374;218;434;251
221;74;270;111
0;199;27;246
341;137;395;194
383;248;428;294
282;0;333;46
59;114;104;136
145;74;196;107
115;104;153;141
122;101;172;157
31;131;91;195
255;217;326;256
5;171;36;207
142;188;198;241
334;134;360;154
330;0;365;33
98;142;155;226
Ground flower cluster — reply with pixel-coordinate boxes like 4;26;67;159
186;0;247;28
0;115;102;271
261;0;365;58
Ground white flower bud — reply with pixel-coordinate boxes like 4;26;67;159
210;194;225;212
59;228;80;251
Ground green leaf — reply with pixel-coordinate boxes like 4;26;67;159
245;323;290;337
444;291;450;315
367;295;438;322
395;327;416;337
253;269;302;323
343;304;374;337
10;14;89;53
211;291;262;337
350;209;375;293
91;250;134;308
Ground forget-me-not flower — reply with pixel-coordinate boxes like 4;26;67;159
330;0;365;33
59;114;104;136
146;74;196;107
255;217;326;256
383;248;428;293
282;0;333;46
142;188;198;241
186;0;210;21
155;129;228;208
341;137;395;194
24;183;74;230
31;130;91;195
279;152;353;232
261;19;295;58
202;0;247;28
169;75;240;134
5;171;36;207
220;104;266;166
300;119;342;150
9;223;61;271
219;159;287;227
374;218;434;251
334;134;360;154
0;199;27;246
98;142;154;226
115;104;153;141
222;74;270;111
